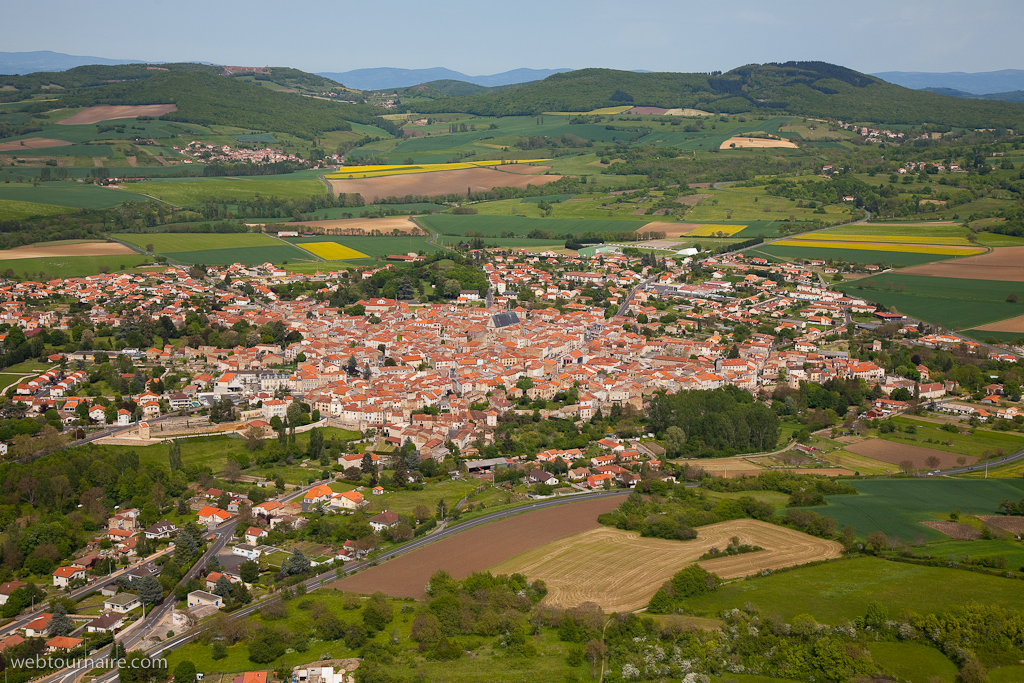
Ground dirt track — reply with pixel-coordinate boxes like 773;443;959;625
0;138;73;152
0;242;136;260
58;105;177;125
846;438;976;469
327;496;621;598
327;167;562;201
901;246;1024;282
491;519;843;612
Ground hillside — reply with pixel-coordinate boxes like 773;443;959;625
405;62;1024;129
923;87;1024;103
0;50;148;75
1;66;396;139
317;66;571;90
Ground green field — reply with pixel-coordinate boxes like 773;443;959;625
0;254;154;278
878;417;1024;459
360;479;478;515
418;214;656;237
827;223;971;238
752;243;959;267
867;642;958;683
838;273;1024;330
685;556;1024;622
0;199;72;220
287;235;442;258
805;479;1024;542
0;182;151;209
119;232;313;264
135;176;325;204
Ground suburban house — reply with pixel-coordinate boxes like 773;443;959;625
198;506;232;528
104;593;141;613
205;571;241;592
86;612;126;633
144;521;178;540
302;484;334;511
46;636;83;653
243;527;267;545
0;580;26;605
52;566;86;588
525;469;559;486
232;543;261;560
329;490;365;511
187;590;222;609
368;511;401;532
24;613;53;637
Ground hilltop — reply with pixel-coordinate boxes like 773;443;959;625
405;62;1024;129
0;64;395;139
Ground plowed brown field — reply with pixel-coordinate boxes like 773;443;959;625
327;168;562;201
646;223;702;237
496;164;550;174
0;138;72;152
276;216;422;234
491;519;842;612
0;242;136;260
901;246;1024;282
974;315;1024;333
976;515;1024;536
327;495;624;598
846;438;976;469
58;105;177;125
921;520;981;539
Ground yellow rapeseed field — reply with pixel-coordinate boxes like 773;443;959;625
298;242;369;260
772;240;985;255
688;224;747;237
324;159;550;180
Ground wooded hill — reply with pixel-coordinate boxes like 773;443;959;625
404;62;1024;129
0;65;396;140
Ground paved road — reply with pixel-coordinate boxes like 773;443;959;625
38;489;630;683
928;444;1024;477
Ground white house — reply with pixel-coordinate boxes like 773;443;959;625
52;566;86;588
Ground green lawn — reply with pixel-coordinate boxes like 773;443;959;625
0;182;151;208
880;417;1024;459
0;254;153;279
685;556;1024;622
753;243;959;267
135;177;325;204
867;642;958;683
804;479;1024;542
362;479;479;515
837;273;1024;330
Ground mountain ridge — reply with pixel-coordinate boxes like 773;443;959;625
315;67;572;90
872;69;1024;95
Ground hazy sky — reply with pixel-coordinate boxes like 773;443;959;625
6;0;1023;74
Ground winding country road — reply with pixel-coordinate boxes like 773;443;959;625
26;489;629;683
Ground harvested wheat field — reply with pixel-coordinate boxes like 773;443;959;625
846;439;976;469
901;246;1024;282
0;138;73;152
495;164;551;174
675;193;712;206
277;216;423;235
976;516;1024;536
328;495;625;599
645;222;703;237
921;520;982;540
327;167;562;201
974;314;1024;333
721;136;798;149
58;104;177;125
491;519;842;612
0;241;136;260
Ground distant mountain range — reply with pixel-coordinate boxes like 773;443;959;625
0;50;146;74
872;69;1024;94
315;67;573;91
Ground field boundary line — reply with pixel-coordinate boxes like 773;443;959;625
267;233;324;262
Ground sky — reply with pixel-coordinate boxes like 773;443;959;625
5;0;1023;75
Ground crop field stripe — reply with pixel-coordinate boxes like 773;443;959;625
120;232;286;253
755;244;960;267
772;240;983;255
161;245;312;266
418;214;656;238
687;223;748;236
298;242;370;260
789;234;974;245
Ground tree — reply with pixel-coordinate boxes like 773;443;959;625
413;505;432;523
925;455;941;471
361;452;374;475
436;498;448;520
866;530;888;553
397;276;415;300
138;575;164;605
240;560;260;584
442;279;461;299
362;592;393;632
211;641;227;660
346;355;357;373
248;626;286;663
1008;293;1019;303
663;426;686;457
173;661;197;683
168;440;182;472
244;424;266;451
308;427;324;461
48;603;74;636
213;576;233;598
286;549;310;575
899;459;915;474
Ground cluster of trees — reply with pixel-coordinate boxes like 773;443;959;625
650;386;780;457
